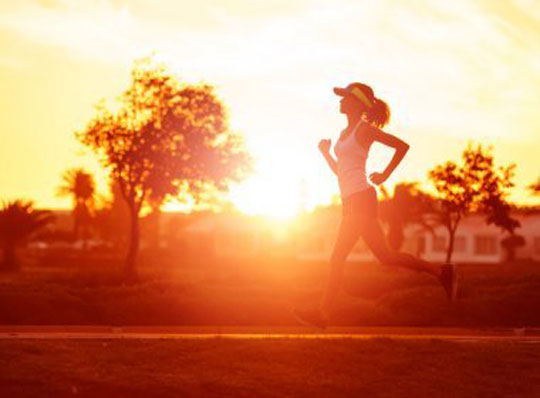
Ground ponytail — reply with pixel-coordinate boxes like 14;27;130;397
341;82;391;128
366;97;391;128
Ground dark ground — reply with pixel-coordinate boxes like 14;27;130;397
1;338;539;398
1;257;539;327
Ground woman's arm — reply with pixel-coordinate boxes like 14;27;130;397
368;128;409;185
319;139;338;176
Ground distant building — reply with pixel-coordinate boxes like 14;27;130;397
294;208;540;264
33;207;540;264
158;207;540;264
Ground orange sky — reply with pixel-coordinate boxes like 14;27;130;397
1;0;539;217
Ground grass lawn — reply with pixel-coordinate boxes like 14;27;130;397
1;338;539;397
1;259;540;326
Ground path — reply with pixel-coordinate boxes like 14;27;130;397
1;326;539;342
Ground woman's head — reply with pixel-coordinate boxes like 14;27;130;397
334;82;390;128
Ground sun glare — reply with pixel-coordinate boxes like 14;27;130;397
227;175;304;220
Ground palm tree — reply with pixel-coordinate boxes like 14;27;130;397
57;168;95;241
527;177;540;196
0;201;54;271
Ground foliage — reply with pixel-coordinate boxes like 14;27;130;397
76;55;253;278
527;177;540;196
56;168;96;240
483;195;520;235
428;142;517;262
0;200;55;271
500;234;526;262
57;168;96;203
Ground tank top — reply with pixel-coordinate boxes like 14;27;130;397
334;120;372;199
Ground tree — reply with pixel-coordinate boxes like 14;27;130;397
0;201;54;271
77;56;252;279
144;172;173;251
500;234;526;262
428;142;516;263
56;168;96;243
483;196;520;235
527;177;540;196
378;182;438;251
483;194;522;263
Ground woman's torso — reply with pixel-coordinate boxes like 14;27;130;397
334;120;373;199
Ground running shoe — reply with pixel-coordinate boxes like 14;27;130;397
292;308;328;330
439;262;458;301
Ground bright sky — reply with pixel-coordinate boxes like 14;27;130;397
1;0;539;217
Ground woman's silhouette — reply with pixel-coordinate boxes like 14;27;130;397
294;82;458;329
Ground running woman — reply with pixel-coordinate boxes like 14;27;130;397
294;82;458;329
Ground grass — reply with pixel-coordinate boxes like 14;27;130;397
1;254;540;326
0;338;539;397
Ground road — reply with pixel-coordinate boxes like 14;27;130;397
1;326;539;342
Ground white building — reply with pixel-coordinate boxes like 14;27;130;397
32;207;540;265
295;210;540;264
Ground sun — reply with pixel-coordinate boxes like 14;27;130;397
227;174;305;220
159;163;314;218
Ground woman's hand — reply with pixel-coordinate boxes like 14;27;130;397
369;171;388;185
318;139;331;156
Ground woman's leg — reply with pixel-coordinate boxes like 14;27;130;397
360;217;441;277
319;215;362;319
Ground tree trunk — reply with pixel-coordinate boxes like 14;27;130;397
124;204;140;281
155;209;161;250
446;227;456;263
73;201;81;241
74;215;80;241
445;215;461;263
